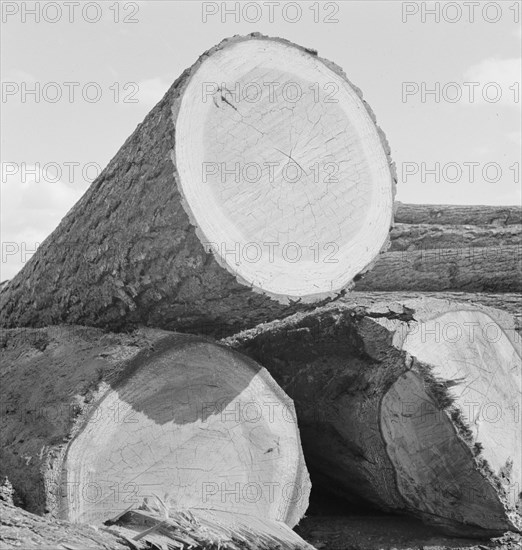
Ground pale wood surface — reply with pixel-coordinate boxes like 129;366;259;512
224;297;522;536
0;326;310;527
0;34;395;337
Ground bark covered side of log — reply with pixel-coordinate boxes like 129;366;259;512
389;223;521;251
395;203;522;226
0;37;308;337
223;298;521;536
354;245;521;292
0;326;185;515
0;34;396;337
0;325;311;529
359;204;521;293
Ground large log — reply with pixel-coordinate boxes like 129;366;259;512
0;34;395;337
224;298;522;536
0;326;310;528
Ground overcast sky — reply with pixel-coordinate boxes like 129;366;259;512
1;0;521;279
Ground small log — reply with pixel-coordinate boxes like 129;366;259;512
224;298;522;536
354;245;521;292
395;203;522;226
0;34;395;337
0;326;310;527
361;204;521;293
389;223;521;252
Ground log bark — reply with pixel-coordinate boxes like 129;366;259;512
0;326;310;527
0;33;395;337
224;298;522;536
359;204;522;293
395;203;522;226
389;223;521;252
353;245;521;292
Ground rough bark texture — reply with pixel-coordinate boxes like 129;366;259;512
223;298;522;537
395;203;522;226
0;326;310;528
0;33;395;338
353;246;521;292
356;204;521;293
389;223;521;252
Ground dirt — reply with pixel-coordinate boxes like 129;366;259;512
295;515;522;550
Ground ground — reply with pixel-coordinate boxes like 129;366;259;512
2;498;521;550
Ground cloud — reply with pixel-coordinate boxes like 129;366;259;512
1;163;85;280
463;57;521;107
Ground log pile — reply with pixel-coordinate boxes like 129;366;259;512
0;33;520;548
354;203;521;293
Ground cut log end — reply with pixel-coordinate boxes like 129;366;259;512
382;306;521;533
0;328;310;529
62;340;309;526
0;34;394;334
174;35;394;302
224;298;522;536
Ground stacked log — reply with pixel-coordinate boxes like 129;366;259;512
0;32;520;547
355;203;521;293
225;297;522;536
0;326;310;531
0;33;395;338
394;203;521;226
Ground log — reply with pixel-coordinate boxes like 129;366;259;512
0;34;395;337
389;223;521;252
395;203;522;226
341;291;522;333
224;298;522;536
372;204;522;293
353;245;521;292
0;326;310;527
